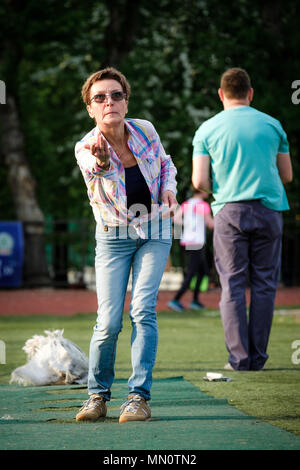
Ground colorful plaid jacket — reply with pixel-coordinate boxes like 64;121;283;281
75;118;177;230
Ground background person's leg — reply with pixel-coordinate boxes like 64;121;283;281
174;250;198;301
214;204;251;370
248;206;283;370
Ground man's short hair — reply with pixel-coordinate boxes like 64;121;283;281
81;67;131;105
220;68;252;99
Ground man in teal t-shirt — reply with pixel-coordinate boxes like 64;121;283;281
192;68;293;371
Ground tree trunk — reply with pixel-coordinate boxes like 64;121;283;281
0;94;50;287
103;0;142;67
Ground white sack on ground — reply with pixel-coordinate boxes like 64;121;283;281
10;329;88;386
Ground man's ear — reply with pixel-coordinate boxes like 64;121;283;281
218;88;224;102
248;88;254;103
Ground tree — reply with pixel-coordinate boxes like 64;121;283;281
1;0;299;285
0;0;52;285
0;94;49;285
0;0;146;286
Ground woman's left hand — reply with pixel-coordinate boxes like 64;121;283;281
162;190;178;217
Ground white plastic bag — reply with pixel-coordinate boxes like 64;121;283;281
10;329;88;386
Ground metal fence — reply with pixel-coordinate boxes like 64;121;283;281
44;218;96;288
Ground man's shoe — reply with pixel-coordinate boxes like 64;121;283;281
251;365;266;371
189;300;205;310
76;394;107;422
224;362;235;371
168;299;184;312
119;394;151;423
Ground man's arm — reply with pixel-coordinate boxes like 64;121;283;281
276;153;293;184
192;155;212;193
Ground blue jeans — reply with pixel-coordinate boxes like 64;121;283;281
88;217;172;401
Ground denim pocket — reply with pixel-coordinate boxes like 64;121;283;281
95;223;120;240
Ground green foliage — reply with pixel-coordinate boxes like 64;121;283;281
0;0;299;266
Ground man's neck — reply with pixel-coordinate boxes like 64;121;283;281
223;99;249;110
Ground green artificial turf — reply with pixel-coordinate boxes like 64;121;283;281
0;309;299;437
1;378;300;450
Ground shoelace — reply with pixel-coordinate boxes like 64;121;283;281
80;396;104;410
120;395;143;414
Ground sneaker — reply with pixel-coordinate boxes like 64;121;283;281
76;394;107;422
189;300;205;310
168;299;184;312
119;394;151;423
224;363;235;371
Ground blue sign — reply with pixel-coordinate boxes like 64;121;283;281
0;222;24;287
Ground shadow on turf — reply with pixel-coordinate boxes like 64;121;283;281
1;414;256;425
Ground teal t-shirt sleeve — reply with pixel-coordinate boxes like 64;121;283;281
192;126;210;158
278;126;290;154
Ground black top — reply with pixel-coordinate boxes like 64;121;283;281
125;164;152;216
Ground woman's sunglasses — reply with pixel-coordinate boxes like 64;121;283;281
90;91;126;103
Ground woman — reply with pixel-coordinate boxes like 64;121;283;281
74;67;177;423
